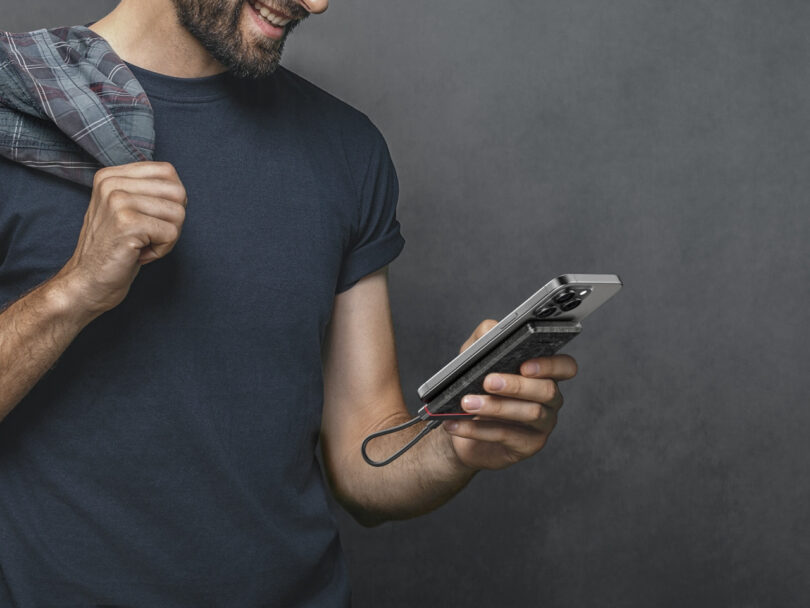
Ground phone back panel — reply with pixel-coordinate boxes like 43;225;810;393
418;274;621;401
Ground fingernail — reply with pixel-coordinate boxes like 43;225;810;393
524;362;540;376
463;396;483;411
446;422;459;432
488;375;505;390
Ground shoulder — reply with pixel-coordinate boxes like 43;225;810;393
271;65;385;146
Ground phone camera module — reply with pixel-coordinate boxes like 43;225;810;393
559;298;582;312
534;305;557;319
553;289;577;304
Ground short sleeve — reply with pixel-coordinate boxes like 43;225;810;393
335;122;405;293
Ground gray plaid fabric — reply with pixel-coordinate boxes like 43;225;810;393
0;25;154;187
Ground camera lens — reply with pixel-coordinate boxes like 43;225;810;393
534;305;557;319
560;298;581;312
554;289;576;304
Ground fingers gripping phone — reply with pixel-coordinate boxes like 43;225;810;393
361;273;623;466
417;274;623;418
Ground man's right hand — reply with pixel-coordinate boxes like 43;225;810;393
55;161;188;317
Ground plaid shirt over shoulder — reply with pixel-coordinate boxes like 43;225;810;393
0;25;154;187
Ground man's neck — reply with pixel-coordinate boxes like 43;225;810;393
88;0;227;78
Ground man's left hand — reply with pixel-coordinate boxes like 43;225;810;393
444;319;578;471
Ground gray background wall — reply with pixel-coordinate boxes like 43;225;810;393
6;1;809;606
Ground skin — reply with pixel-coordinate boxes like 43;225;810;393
87;0;325;78
0;0;578;526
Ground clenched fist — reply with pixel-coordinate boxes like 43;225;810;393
56;161;188;316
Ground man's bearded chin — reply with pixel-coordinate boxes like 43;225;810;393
170;0;307;79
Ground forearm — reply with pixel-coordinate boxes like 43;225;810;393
0;273;97;423
320;271;482;526
326;411;478;527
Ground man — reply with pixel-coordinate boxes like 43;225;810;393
0;0;577;605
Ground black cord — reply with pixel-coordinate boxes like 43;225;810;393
361;417;443;467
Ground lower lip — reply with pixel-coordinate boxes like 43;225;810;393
247;2;285;40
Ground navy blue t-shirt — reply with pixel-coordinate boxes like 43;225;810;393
0;60;404;606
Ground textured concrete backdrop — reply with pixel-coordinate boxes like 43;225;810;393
5;1;809;606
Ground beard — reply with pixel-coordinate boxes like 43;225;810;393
170;0;308;79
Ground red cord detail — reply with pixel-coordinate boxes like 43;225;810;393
423;404;476;418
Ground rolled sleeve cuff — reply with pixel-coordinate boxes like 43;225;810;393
335;229;405;294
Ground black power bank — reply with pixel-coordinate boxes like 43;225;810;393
418;321;582;419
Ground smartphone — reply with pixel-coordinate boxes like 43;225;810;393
416;274;622;419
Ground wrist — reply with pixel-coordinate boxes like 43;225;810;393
46;269;104;327
435;424;480;481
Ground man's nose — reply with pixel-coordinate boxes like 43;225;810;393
297;0;328;14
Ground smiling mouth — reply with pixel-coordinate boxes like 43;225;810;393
249;1;294;27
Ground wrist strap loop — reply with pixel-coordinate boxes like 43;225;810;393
361;416;443;467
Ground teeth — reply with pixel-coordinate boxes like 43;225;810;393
251;1;291;27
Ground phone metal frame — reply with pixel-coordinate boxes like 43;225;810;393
417;273;623;403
